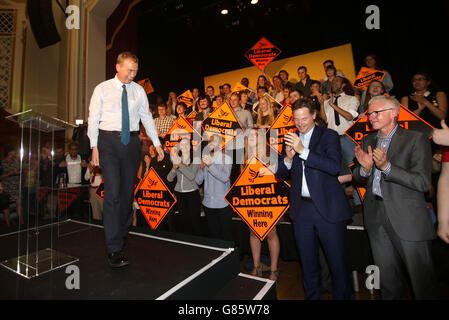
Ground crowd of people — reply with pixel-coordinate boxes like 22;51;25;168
1;52;449;300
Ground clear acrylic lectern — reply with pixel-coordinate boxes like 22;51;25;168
0;110;80;279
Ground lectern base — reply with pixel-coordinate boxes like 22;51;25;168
0;248;78;279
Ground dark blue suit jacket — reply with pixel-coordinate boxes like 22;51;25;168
276;125;353;223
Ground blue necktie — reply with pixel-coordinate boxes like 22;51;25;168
121;84;130;145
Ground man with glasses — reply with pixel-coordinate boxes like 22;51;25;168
353;95;438;299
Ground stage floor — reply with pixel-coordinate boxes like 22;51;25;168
0;220;242;300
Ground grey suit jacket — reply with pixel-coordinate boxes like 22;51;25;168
353;126;435;241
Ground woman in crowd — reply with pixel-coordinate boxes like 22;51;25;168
401;72;448;129
0;146;23;225
272;75;285;102
166;102;177;121
359;80;387;117
362;54;394;93
195;134;233;241
254;96;276;129
167;138;201;236
243;128;280;281
257;75;271;92
167;91;178;116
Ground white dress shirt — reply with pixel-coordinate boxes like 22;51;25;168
66;154;82;184
323;92;359;135
284;126;315;198
87;74;161;148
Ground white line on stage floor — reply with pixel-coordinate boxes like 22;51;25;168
156;249;234;300
237;272;275;300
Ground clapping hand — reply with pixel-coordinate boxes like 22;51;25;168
373;147;389;171
433;120;449;146
284;132;304;155
355;145;374;174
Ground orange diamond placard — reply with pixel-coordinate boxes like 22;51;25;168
245;37;281;71
266;104;297;155
134;168;177;230
163;115;201;153
177;90;194;107
345;103;434;145
225;157;290;241
353;67;386;91
201;101;243;149
137;78;154;94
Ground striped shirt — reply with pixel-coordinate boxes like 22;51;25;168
360;124;398;198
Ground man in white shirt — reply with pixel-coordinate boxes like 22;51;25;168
88;51;164;268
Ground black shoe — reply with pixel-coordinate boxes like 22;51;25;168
108;252;129;268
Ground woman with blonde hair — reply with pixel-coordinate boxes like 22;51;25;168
242;128;280;280
254;96;276;129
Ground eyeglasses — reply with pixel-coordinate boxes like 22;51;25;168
366;108;393;117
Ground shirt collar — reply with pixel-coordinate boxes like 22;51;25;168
114;74;131;89
300;125;315;139
377;124;398;139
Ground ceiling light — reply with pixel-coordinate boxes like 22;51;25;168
251;0;258;4
221;9;229;14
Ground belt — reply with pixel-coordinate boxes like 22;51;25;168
99;129;139;136
301;196;313;202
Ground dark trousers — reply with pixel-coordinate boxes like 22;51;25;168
98;131;141;254
293;200;354;300
204;205;234;242
175;190;202;236
367;199;439;300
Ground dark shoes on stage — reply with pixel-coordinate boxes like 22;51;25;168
108;252;129;268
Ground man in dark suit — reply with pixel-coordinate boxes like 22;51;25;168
353;95;438;299
276;99;354;300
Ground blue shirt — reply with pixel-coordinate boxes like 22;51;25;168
360;124;397;198
195;152;232;209
284;126;315;198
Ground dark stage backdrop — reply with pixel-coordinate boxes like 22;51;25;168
107;0;449;109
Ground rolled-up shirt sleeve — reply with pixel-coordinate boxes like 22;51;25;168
347;96;360;119
87;85;103;148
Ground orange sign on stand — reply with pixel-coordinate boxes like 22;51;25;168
137;78;154;94
244;37;281;71
177;90;194;107
163;116;201;153
134;168;177;230
266;104;297;155
201;102;243;149
345;103;435;145
353;67;386;91
225;157;290;241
